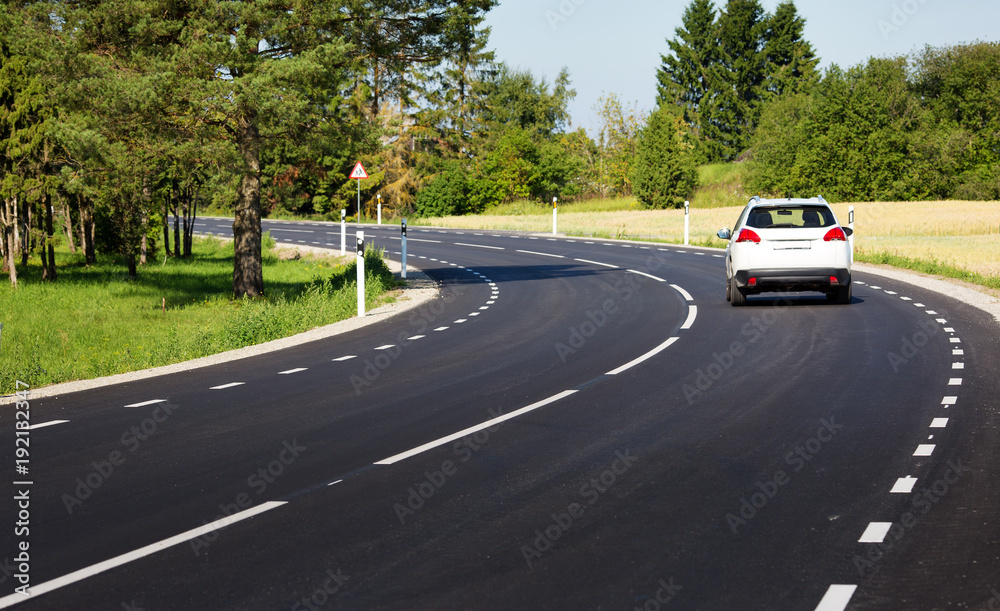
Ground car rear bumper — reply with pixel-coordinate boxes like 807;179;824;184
734;268;851;293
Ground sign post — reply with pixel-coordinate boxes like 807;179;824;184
356;231;365;317
552;197;558;235
377;194;382;225
350;161;369;223
401;219;408;280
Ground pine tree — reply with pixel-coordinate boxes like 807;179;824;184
655;0;718;147
763;2;819;96
705;0;769;161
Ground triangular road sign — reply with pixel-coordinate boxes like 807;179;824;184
350;161;369;179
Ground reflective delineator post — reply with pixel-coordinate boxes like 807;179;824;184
684;201;690;246
552;197;558;235
377;194;382;225
356;231;365;317
340;209;346;255
848;205;855;252
401;219;408;280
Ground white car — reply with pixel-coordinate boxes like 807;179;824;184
717;196;853;306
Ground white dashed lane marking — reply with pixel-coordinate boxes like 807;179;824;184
210;382;245;390
125;399;167;408
858;522;893;543
278;368;307;375
890;477;918;493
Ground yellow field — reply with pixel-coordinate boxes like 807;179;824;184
419;200;1000;278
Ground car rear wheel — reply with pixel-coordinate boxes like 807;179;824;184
730;276;746;307
725;275;732;301
827;282;852;305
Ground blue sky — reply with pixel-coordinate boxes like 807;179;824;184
483;0;1000;135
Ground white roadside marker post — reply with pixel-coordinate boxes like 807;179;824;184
684;200;690;246
356;231;365;317
377;194;382;225
401;219;408;280
848;205;855;251
340;209;346;255
552;197;558;235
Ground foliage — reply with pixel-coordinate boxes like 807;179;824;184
632;108;699;209
746;43;999;202
657;0;818;162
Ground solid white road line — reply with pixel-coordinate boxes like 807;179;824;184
454;242;503;250
813;584;857;611
606;337;680;376
27;420;69;430
670;284;694;301
0;501;287;609
574;258;619;269
680;306;698;330
891;477;918;493
407;238;442;243
516;249;564;258
859;522;893;543
374;390;579;465
124;399;167;408
210;383;245;390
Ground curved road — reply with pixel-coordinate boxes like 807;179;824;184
2;218;999;610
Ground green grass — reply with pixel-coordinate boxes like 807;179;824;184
0;236;399;395
691;162;749;208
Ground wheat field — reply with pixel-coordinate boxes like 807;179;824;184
418;200;1000;278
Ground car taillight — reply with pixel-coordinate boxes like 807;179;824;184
736;229;761;243
823;227;847;242
748;277;757;287
829;276;839;285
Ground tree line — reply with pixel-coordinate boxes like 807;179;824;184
2;1;995;295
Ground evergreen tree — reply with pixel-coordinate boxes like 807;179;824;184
655;0;717;152
763;2;819;96
704;0;769;161
632;108;698;209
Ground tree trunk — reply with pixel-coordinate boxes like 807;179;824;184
20;198;30;268
39;200;50;279
44;194;56;280
232;106;264;298
3;197;17;288
79;195;96;265
187;192;197;256
62;199;76;254
163;196;172;257
172;179;181;256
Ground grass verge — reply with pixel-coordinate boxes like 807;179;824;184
0;235;399;395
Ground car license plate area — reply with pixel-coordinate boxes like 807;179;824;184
772;240;811;250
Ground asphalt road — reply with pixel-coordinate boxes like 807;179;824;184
2;217;999;610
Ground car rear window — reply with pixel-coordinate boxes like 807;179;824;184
745;206;836;229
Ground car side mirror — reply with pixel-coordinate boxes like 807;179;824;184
717;228;732;240
843;227;853;237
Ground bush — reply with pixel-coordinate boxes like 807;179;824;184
632;108;698;209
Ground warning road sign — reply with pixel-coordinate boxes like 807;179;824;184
350;162;369;179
